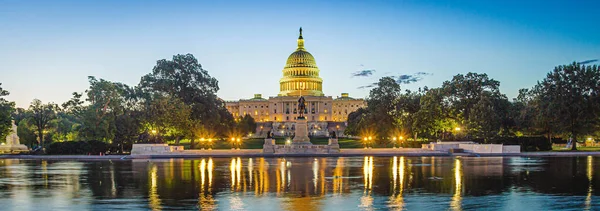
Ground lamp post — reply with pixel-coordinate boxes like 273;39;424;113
236;138;241;150
363;137;368;149
368;136;373;149
200;138;205;150
151;129;157;143
207;138;213;150
393;137;397;149
336;125;340;138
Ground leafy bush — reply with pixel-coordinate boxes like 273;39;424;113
488;137;552;152
46;141;108;155
398;140;431;148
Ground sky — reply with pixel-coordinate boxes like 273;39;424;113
1;0;599;108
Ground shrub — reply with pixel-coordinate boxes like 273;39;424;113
398;140;431;148
488;137;552;152
46;141;108;155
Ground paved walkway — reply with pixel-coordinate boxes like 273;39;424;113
4;149;600;160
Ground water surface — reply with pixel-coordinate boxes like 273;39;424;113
0;156;598;210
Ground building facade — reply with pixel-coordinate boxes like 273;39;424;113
225;28;365;137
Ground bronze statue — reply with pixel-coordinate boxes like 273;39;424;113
298;96;306;118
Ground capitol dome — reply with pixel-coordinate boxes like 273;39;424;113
279;28;324;97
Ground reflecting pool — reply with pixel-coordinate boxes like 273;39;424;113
0;156;599;210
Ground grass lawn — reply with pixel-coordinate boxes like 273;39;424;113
552;146;600;151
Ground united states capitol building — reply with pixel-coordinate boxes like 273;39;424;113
225;28;365;137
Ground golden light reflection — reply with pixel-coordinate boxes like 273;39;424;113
313;159;319;191
390;156;406;209
230;159;236;190
198;158;216;210
248;158;253;187
258;158;269;195
360;156;374;209
230;158;243;191
333;158;345;195
149;164;162;211
236;157;242;191
585;156;593;210
42;160;48;187
277;158;288;195
450;158;462;211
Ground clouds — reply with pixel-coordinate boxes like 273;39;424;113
351;69;376;77
579;59;599;65
391;72;432;84
356;72;432;89
357;83;378;89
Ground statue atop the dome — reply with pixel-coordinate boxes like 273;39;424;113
299;27;303;37
298;96;306;118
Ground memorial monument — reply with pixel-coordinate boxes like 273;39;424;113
292;96;311;144
1;121;29;153
263;95;339;154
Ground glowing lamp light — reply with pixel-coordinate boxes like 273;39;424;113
399;136;403;140
231;137;235;141
455;127;461;131
151;130;157;134
200;138;205;142
208;138;212;142
393;137;397;141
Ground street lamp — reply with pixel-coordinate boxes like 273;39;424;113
393;137;397;148
207;138;213;150
200;138;205;150
455;127;461;132
236;138;241;150
363;137;368;149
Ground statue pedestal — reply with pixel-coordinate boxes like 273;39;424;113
292;117;312;145
263;139;275;154
328;138;340;153
2;121;29;154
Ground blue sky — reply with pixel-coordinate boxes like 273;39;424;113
1;0;599;108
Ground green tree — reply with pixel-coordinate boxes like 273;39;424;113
536;62;600;150
346;77;401;142
17;119;37;148
397;88;426;140
79;77;136;143
237;114;257;136
28;99;58;149
442;73;501;125
468;92;501;142
0;83;16;141
139;54;234;138
141;94;191;144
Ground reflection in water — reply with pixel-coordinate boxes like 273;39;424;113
332;158;345;195
149;164;161;211
390;156;405;209
198;158;216;210
1;157;600;210
450;158;463;211
585;156;593;210
313;159;318;192
360;156;374;210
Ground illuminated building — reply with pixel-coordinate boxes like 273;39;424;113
225;28;365;137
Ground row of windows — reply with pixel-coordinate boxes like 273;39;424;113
243;105;269;108
333;104;363;108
